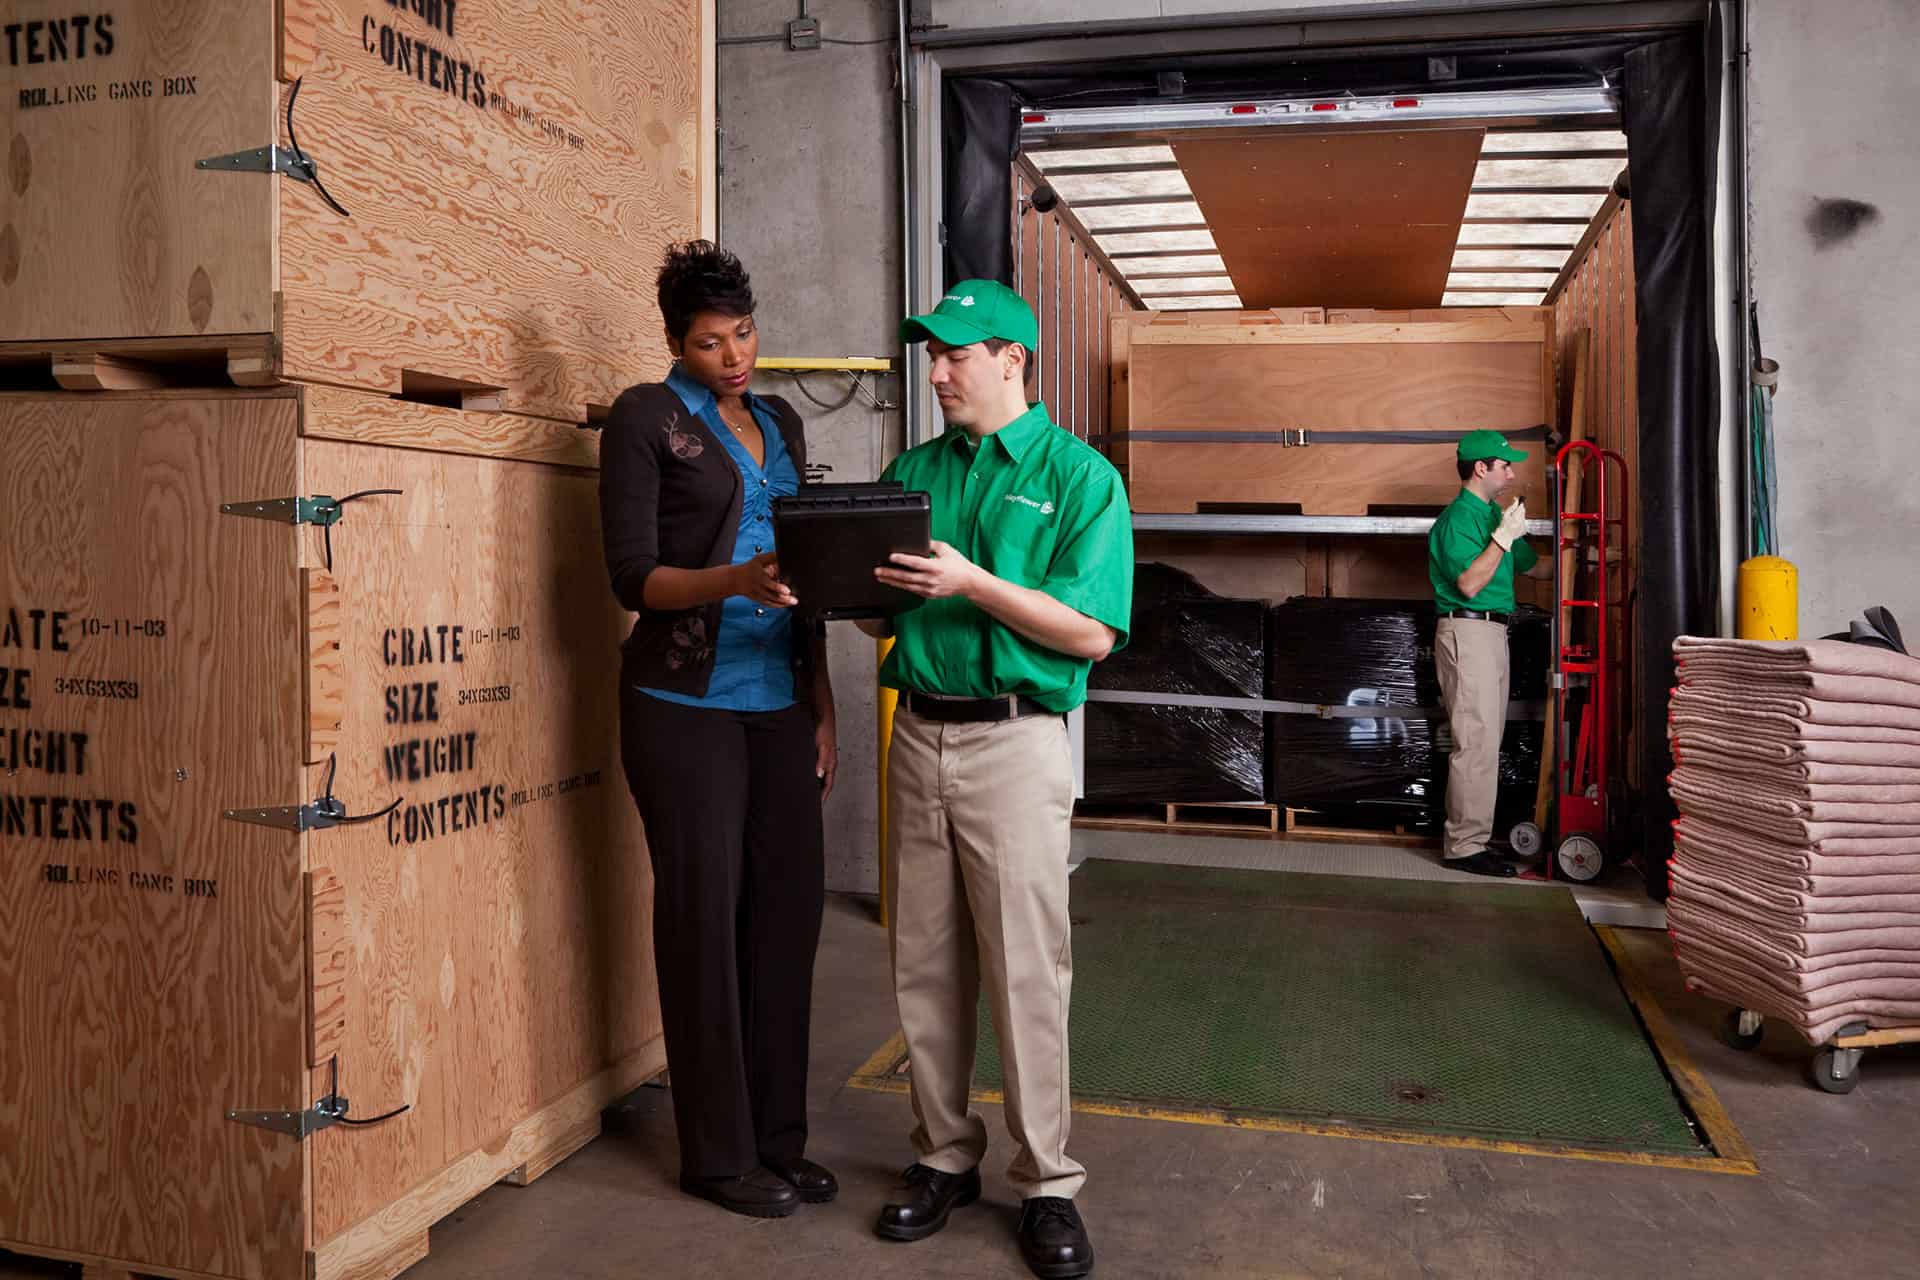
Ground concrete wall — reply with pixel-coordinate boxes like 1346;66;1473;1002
719;0;904;894
1749;0;1919;635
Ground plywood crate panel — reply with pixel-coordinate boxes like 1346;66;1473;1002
0;388;661;1280
0;0;707;421
1114;310;1552;515
1107;309;1324;469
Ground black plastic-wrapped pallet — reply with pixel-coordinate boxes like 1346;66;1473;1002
1083;563;1266;804
1263;597;1547;829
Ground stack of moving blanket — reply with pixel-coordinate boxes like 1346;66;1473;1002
1667;636;1920;1043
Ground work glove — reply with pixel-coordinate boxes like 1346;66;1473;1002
1491;498;1527;551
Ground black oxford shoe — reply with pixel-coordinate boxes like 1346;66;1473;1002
1018;1197;1094;1278
1451;851;1518;878
874;1163;981;1242
762;1154;838;1203
678;1167;800;1218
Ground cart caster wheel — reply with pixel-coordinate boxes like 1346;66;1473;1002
1508;821;1544;861
1557;834;1605;882
1719;1008;1763;1051
1810;1049;1861;1094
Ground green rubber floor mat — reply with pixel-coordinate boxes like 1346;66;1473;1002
964;861;1705;1156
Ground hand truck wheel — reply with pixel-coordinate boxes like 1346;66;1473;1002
1507;821;1545;861
1556;833;1605;883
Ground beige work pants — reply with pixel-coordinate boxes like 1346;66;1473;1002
1435;617;1510;859
885;705;1085;1200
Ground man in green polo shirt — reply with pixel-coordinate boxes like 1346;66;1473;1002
859;280;1130;1279
1428;429;1551;878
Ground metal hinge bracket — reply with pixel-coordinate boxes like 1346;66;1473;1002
227;1093;348;1141
218;495;346;526
223;796;351;832
196;144;318;186
225;755;401;835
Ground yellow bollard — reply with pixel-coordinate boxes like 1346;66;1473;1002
875;636;897;929
1737;555;1799;641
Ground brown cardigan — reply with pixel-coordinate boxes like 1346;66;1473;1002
598;381;815;700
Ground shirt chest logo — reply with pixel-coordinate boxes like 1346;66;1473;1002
1004;492;1054;516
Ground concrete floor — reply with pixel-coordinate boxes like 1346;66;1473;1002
5;885;1918;1280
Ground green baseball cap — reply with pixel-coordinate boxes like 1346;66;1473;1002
900;279;1040;354
1457;429;1528;464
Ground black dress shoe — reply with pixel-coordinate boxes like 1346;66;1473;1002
678;1167;800;1218
1449;851;1518;878
874;1163;981;1242
1018;1197;1094;1278
762;1154;838;1203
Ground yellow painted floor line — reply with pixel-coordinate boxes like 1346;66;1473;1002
848;940;1761;1179
1595;924;1760;1173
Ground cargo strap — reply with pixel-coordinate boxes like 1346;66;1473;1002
1085;688;1548;721
1086;424;1549;447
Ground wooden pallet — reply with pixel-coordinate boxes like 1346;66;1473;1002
1282;808;1438;849
1074;800;1281;837
0;335;280;392
1072;800;1439;848
0;337;612;427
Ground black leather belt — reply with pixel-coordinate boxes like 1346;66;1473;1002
1441;609;1512;626
904;691;1052;723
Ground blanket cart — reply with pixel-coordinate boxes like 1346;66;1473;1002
1721;1012;1920;1094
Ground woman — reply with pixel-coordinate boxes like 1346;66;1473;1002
600;240;837;1219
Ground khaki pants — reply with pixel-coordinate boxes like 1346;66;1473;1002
885;706;1086;1201
1435;617;1510;860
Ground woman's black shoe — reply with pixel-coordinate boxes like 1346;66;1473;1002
679;1167;801;1218
1018;1197;1094;1278
762;1154;839;1203
874;1163;981;1241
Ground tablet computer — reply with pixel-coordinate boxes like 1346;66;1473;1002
773;483;932;620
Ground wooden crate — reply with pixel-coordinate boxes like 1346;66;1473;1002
0;0;711;422
0;387;661;1280
1111;308;1553;515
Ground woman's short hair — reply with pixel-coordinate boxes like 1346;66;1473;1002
657;240;755;342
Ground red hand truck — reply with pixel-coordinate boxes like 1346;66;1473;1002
1548;440;1629;882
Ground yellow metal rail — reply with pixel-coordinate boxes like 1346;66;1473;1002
757;357;894;372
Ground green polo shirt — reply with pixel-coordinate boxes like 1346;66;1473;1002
879;403;1133;713
1429;488;1538;613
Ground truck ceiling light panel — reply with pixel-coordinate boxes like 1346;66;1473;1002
1016;87;1616;140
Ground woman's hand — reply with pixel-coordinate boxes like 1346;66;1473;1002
732;551;798;608
814;713;838;798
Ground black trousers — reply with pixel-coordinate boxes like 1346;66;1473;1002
619;688;826;1178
